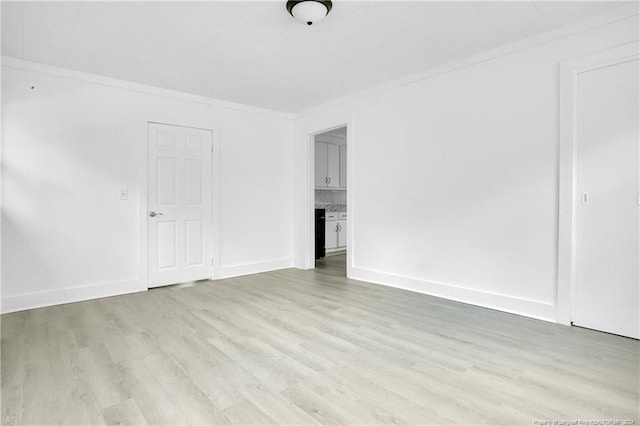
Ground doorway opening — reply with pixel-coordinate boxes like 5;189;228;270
312;126;347;276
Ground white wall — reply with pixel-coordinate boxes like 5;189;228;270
2;7;637;318
1;60;293;313
293;10;639;322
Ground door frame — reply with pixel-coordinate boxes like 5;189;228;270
556;42;639;325
144;118;221;289
301;117;353;275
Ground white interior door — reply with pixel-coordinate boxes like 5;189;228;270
574;59;639;338
148;122;213;288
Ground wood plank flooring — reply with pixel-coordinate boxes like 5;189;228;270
2;254;638;425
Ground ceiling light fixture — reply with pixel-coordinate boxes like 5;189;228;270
286;0;332;26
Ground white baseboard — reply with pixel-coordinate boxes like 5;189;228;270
350;267;556;322
219;258;293;279
293;256;307;269
1;258;295;313
1;279;144;314
2;263;555;324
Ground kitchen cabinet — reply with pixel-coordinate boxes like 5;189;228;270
326;212;339;221
325;215;347;251
325;221;338;249
327;144;340;188
337;220;347;247
315;143;327;188
315;142;340;188
339;146;347;188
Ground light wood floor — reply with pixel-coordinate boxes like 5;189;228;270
2;254;638;425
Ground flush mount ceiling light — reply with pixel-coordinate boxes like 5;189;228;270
286;0;332;26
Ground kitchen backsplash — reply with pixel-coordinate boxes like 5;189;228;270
315;190;346;211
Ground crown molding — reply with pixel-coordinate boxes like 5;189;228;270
293;3;639;120
0;56;293;120
2;3;637;121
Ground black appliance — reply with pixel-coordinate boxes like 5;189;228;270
315;208;326;260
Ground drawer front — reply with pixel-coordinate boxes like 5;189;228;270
326;212;339;221
339;212;347;220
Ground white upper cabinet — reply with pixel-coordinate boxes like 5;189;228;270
339;145;347;188
327;144;340;188
315;143;328;188
315;142;341;188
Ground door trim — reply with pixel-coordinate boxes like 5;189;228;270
556;42;639;325
145;119;220;288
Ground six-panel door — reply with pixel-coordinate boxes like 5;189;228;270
148;123;213;288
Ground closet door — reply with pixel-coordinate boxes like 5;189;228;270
574;58;639;338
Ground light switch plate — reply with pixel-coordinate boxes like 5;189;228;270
120;189;128;200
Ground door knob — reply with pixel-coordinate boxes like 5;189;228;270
149;211;163;217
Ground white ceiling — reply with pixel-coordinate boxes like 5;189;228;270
1;1;631;113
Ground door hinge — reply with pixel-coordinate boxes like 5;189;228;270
211;257;214;265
